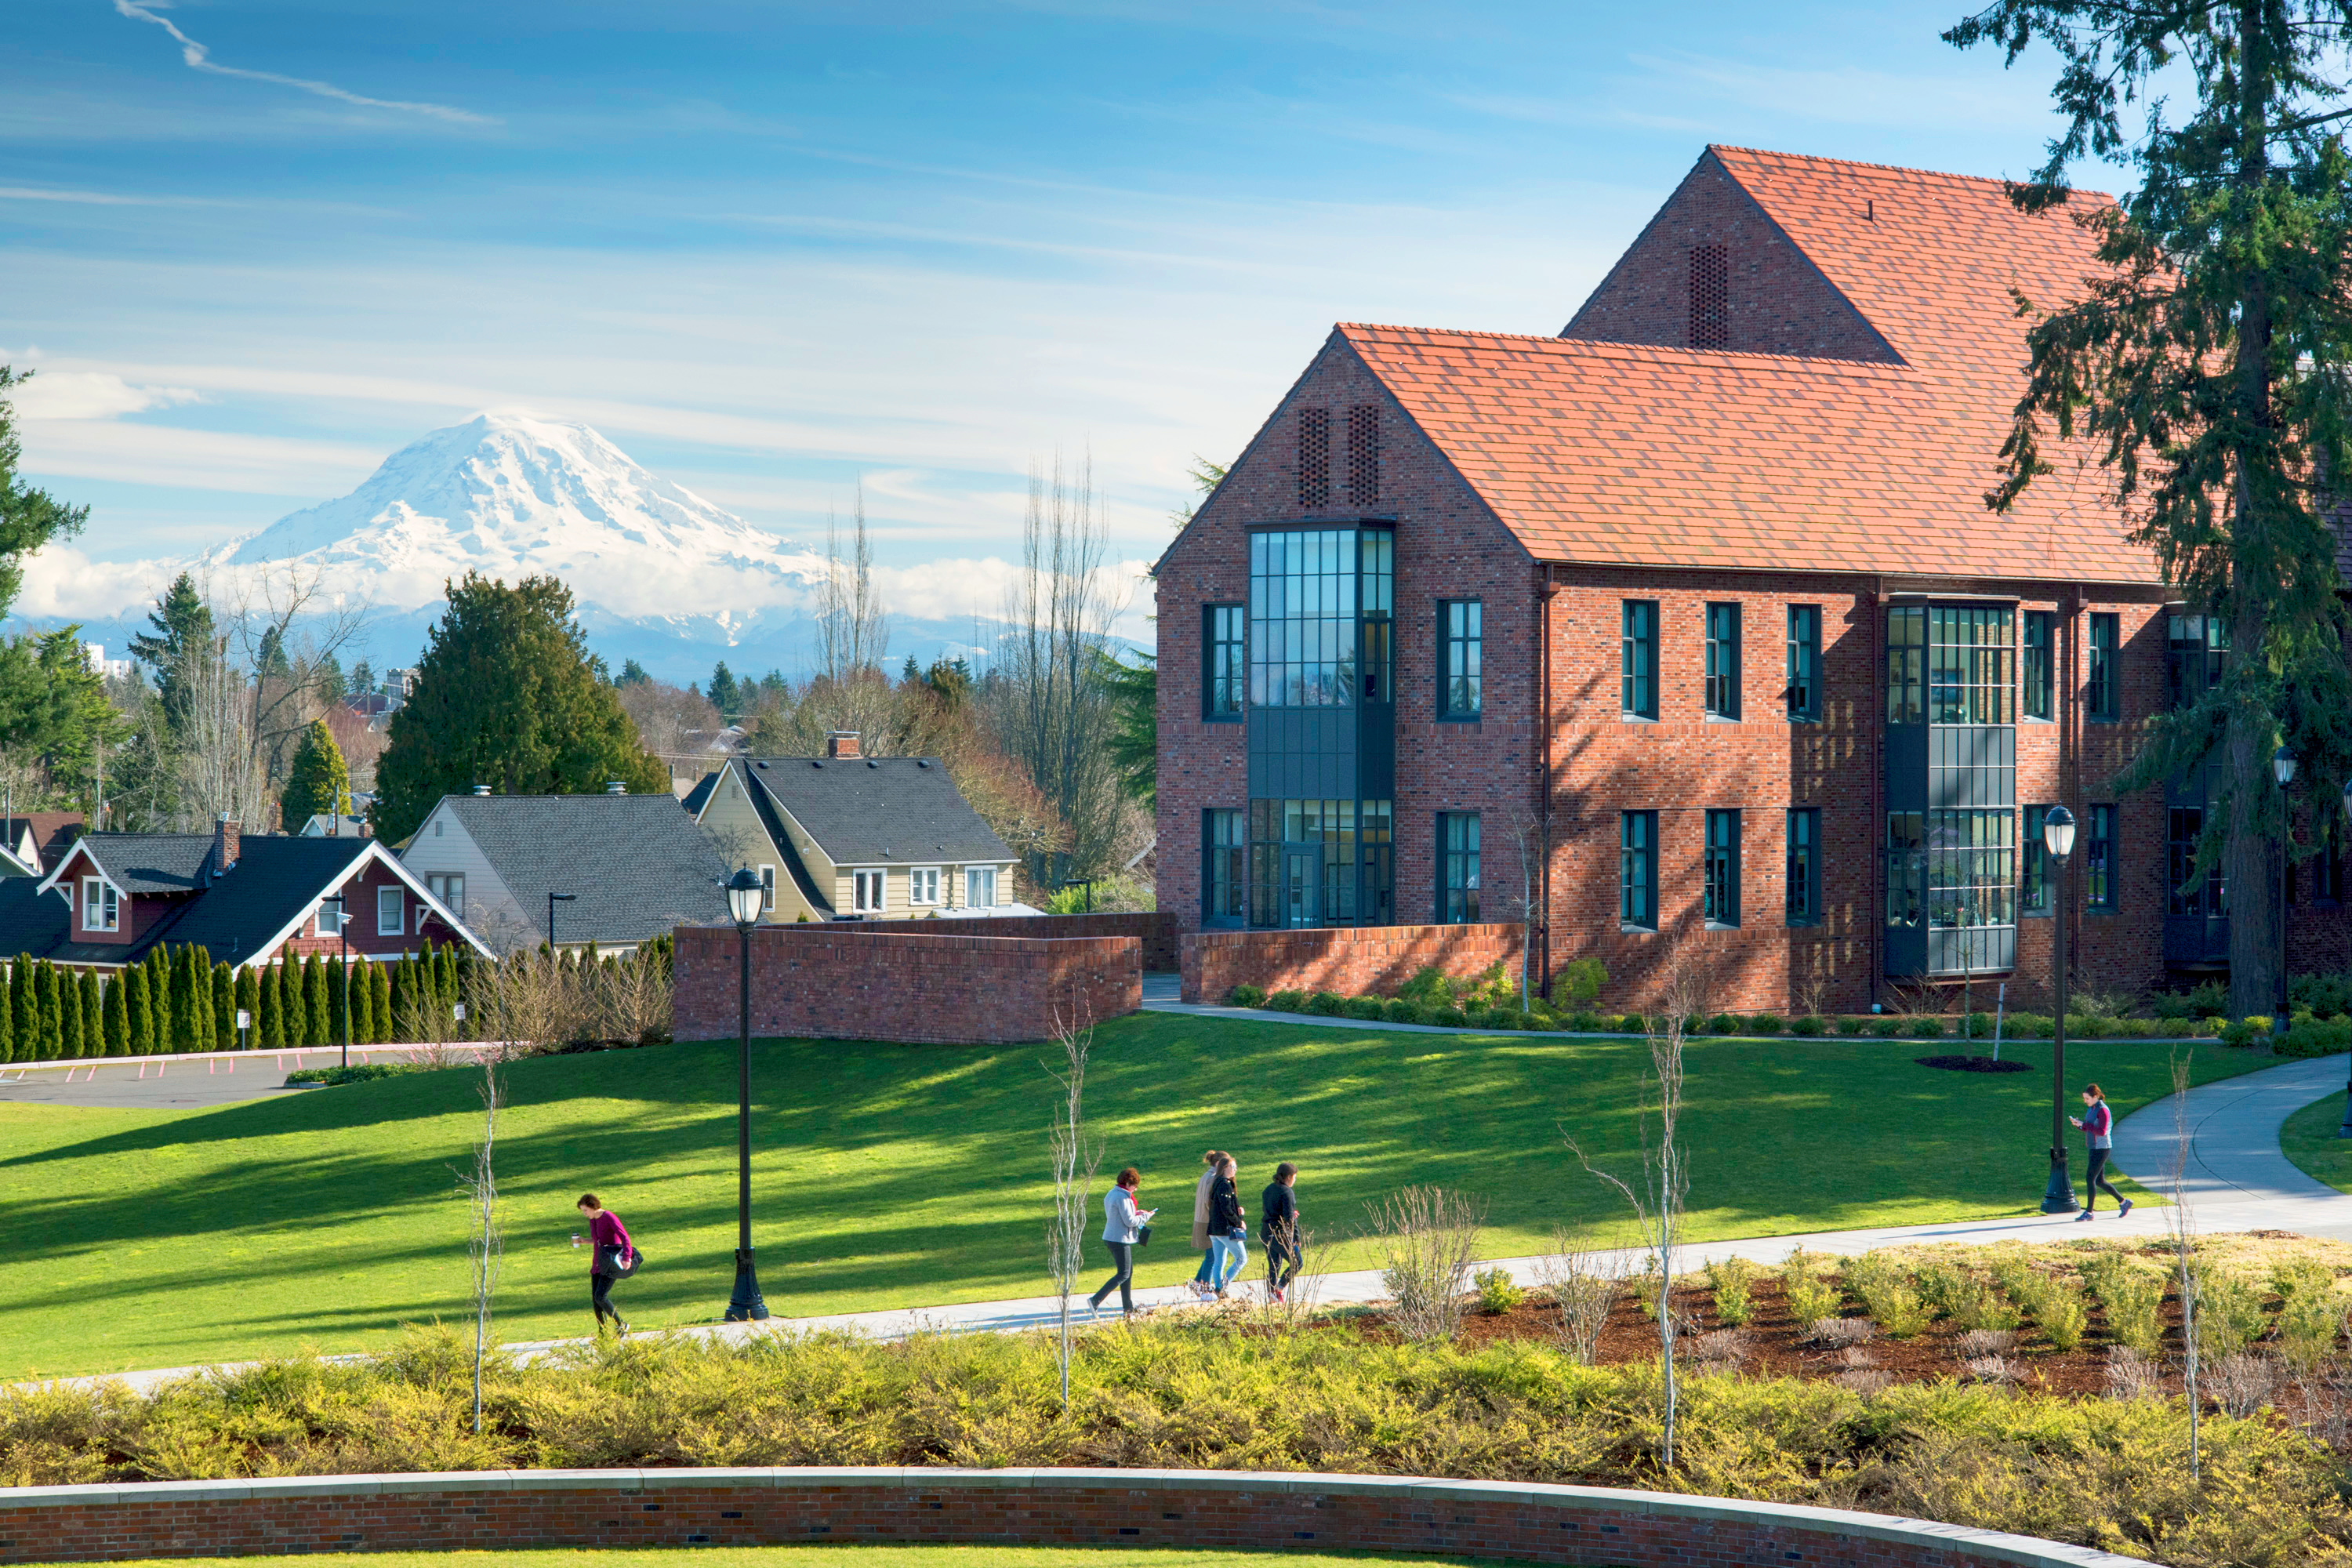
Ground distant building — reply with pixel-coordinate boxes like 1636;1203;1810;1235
80;644;132;682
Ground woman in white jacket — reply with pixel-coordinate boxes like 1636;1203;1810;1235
1090;1167;1156;1316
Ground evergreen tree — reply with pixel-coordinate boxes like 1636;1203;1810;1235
9;955;31;1065
127;572;216;736
305;954;330;1047
125;963;153;1056
144;947;172;1049
56;966;82;1062
386;957;408;1042
35;963;59;1061
234;967;259;1050
349;960;372;1044
102;970;127;1056
212;961;233;1049
280;720;351;832
616;658;650;687
170;947;201;1053
316;653;347;706
76;969;100;1058
0;962;13;1067
0;368;90;622
368;963;391;1044
260;963;285;1050
350;659;376;696
707;661;742;719
372;574;669;842
255;624;292;682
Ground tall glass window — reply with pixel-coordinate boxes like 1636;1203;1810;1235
1439;600;1483;719
2088;613;2120;720
1926;605;2014;723
1887;605;1926;724
1785;605;1819;720
2023;610;2054;720
1621;601;1657;718
1785;808;1818;924
2023;805;2052;913
2086;804;2116;910
1704;604;1741;718
1247;528;1392;709
1203;809;1246;924
2167;613;2229;709
1247;797;1393;928
1704;809;1740;926
2167;807;2223;918
2320;824;2344;904
1203;604;1244;720
1438;812;1481;923
1886;811;2015;934
1621;811;1656;930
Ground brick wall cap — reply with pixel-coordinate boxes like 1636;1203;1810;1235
0;1464;2151;1568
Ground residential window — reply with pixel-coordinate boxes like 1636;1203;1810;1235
434;820;444;837
426;873;464;921
909;867;941;906
81;876;118;933
966;866;998;908
1203;810;1245;924
1704;809;1741;925
1249;527;1392;709
376;885;404;936
2086;804;2116;911
2022;808;2051;913
2319;826;2345;905
2023;611;2054;720
1438;812;1481;923
1888;604;2014;724
1785;605;1820;720
1704;604;1741;718
317;899;346;938
2166;613;2229;709
1785;808;1818;924
1203;604;1244;720
1621;600;1657;718
853;869;886;914
1439;600;1483;719
759;865;776;913
2088;613;2119;720
1620;811;1657;930
2167;807;2223;918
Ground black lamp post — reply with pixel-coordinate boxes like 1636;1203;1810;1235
547;891;577;952
2277;747;2298;1042
724;867;771;1323
322;893;350;1069
2040;805;2079;1214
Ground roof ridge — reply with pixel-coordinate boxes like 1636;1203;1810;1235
1705;143;2118;205
1338;321;1907;370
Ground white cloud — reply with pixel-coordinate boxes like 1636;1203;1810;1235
14;419;382;497
9;370;198;422
13;546;175;621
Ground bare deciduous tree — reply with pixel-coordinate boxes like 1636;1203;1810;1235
818;489;890;683
2167;1048;2201;1482
1044;1000;1104;1407
449;1060;504;1435
1367;1185;1486;1341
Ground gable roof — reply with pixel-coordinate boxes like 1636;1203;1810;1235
689;761;835;916
1329;147;2157;586
0;878;69;960
49;833;217;896
426;793;730;944
0;814;83;876
742;756;1012;866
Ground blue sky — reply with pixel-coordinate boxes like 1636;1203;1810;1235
1;0;2128;629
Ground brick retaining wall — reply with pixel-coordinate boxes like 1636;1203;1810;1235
675;926;1140;1046
0;1467;2142;1568
1181;922;1524;1004
849;912;1179;970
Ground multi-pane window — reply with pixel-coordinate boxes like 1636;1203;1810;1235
2167;613;2229;709
1704;604;1741;719
2023;611;2054;720
1620;811;1657;930
2085;804;2116;910
966;866;998;908
1246;798;1394;928
853;869;886;913
1438;812;1481;923
1785;605;1820;720
1203;604;1244;720
1203;810;1245;924
1439;600;1483;719
2022;807;2052;913
1247;528;1392;709
426;873;465;920
759;865;775;913
1621;601;1657;718
2167;807;2223;918
376;885;403;935
317;898;346;937
1785;808;1819;924
909;867;941;906
1704;809;1740;925
2088;613;2120;720
81;876;118;932
1885;810;2016;933
1887;604;2015;723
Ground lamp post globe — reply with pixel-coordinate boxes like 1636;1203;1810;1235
724;867;770;1323
2040;806;2078;1214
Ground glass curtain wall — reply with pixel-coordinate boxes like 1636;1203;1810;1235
1885;604;2018;976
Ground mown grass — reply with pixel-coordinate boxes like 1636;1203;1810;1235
0;1016;2263;1377
2280;1091;2352;1194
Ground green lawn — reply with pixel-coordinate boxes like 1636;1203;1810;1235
2281;1090;2352;1193
0;1014;2264;1378
28;1554;1504;1568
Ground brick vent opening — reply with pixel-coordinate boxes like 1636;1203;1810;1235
1297;406;1330;510
1688;243;1729;350
1345;404;1380;505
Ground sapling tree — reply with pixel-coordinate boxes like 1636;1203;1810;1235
1044;997;1104;1409
2167;1049;2203;1481
450;1059;505;1435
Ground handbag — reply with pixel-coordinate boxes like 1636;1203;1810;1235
619;1245;645;1279
1135;1225;1153;1247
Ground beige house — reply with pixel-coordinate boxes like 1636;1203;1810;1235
683;733;1025;922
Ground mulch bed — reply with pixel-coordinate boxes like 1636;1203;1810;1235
1915;1054;2034;1073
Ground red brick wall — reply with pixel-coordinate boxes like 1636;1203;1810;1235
1182;921;1523;1004
1560;150;1898;361
848;912;1180;970
674;925;1141;1045
0;1468;2140;1568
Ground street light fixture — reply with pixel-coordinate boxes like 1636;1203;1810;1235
2040;805;2078;1215
547;891;578;952
2277;748;2299;1042
724;867;771;1323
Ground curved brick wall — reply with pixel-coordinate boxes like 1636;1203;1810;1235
0;1466;2141;1568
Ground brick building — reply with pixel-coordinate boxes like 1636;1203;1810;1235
1155;144;2336;1015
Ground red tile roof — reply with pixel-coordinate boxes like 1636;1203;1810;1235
1344;147;2161;586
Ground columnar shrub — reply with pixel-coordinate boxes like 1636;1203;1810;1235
371;964;393;1044
101;969;128;1056
212;962;234;1049
125;964;153;1055
77;969;101;1059
56;964;83;1061
35;960;60;1060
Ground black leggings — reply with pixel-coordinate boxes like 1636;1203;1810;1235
591;1270;623;1326
1091;1240;1134;1312
2085;1148;2125;1210
1264;1236;1302;1291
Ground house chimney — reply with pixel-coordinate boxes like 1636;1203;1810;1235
215;813;240;873
605;780;626;795
826;731;862;760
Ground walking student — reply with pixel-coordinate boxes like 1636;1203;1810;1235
2069;1084;2132;1220
1207;1154;1248;1298
1187;1149;1227;1300
1261;1161;1301;1303
575;1192;637;1333
1090;1167;1156;1316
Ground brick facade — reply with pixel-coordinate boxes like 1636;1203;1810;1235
673;925;1141;1045
0;1468;2147;1568
1181;921;1523;1004
849;912;1181;971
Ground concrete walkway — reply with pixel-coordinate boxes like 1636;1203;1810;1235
0;1044;500;1109
62;1053;2352;1396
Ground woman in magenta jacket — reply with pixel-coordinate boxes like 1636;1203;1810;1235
575;1192;637;1333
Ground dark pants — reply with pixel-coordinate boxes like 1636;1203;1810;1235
1264;1234;1301;1292
1091;1240;1134;1312
1192;1247;1214;1283
592;1245;628;1327
2085;1147;2125;1210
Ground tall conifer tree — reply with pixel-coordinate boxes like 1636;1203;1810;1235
144;948;172;1050
9;955;32;1064
306;955;330;1047
212;961;233;1049
101;970;127;1055
234;967;259;1050
56;967;82;1061
75;970;100;1058
370;963;393;1045
125;964;152;1055
35;963;60;1061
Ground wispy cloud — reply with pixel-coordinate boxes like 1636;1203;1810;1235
0;184;235;208
112;1;496;126
7;370;198;421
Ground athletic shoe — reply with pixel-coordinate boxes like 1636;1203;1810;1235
2075;1210;2096;1222
2118;1199;2135;1218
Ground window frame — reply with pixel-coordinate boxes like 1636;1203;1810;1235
376;884;404;936
1203;809;1246;926
1620;811;1657;931
317;898;347;938
81;875;118;933
1784;605;1820;721
1704;808;1742;927
1436;811;1481;923
2087;612;2120;721
965;866;998;908
2021;807;2053;915
1621;600;1658;720
1704;603;1741;720
2023;610;2055;721
758;864;776;913
908;866;942;906
1201;604;1245;721
1784;808;1819;925
851;868;887;914
426;873;465;923
2085;804;2117;912
1438;599;1483;720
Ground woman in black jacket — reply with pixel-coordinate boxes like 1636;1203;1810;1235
1206;1155;1247;1299
1260;1161;1301;1303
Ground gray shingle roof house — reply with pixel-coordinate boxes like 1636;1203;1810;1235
398;790;731;952
681;732;1022;921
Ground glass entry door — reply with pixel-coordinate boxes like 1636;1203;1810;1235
1283;847;1321;927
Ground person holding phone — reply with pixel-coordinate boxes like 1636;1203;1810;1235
2069;1084;2131;1219
1091;1167;1156;1316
